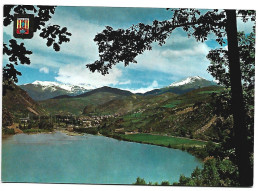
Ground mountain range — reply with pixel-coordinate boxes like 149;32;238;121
19;76;217;101
35;76;219;115
4;76;224;142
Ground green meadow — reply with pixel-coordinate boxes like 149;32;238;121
120;133;206;148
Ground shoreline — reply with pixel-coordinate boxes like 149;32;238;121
2;129;207;161
103;133;206;161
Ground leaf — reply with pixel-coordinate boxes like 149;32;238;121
46;38;54;47
53;43;60;51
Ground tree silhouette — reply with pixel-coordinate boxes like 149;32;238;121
3;5;72;95
207;28;255;185
87;9;255;186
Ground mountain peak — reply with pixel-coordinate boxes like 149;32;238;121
20;81;92;101
169;76;206;87
75;85;133;98
32;80;59;86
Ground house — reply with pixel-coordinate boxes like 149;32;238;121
20;114;30;123
20;118;29;123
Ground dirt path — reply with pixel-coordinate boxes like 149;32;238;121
8;123;23;134
194;115;217;135
176;107;194;115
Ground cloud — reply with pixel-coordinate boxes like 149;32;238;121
3;7;104;69
55;64;122;89
119;80;131;85
39;67;49;74
237;17;255;34
161;43;210;57
125;80;159;93
126;35;213;80
48;11;103;61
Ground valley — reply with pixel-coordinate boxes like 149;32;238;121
2;76;225;159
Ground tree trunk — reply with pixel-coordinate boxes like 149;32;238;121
225;10;253;186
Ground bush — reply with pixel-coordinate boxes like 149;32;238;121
39;120;54;131
174;158;239;186
134;177;146;185
74;127;98;135
23;129;50;133
2;127;15;135
161;181;170;186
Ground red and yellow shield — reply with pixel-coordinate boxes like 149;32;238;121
16;18;30;35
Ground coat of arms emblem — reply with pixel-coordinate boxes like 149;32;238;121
13;14;34;39
16;18;29;34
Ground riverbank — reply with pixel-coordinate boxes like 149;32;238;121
104;133;211;160
2;127;211;160
56;128;85;136
54;128;209;160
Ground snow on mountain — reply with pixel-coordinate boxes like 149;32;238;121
21;77;216;101
32;81;59;86
20;81;93;101
169;76;206;87
30;81;92;92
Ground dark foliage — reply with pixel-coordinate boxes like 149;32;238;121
87;9;255;75
3;5;71;95
73;127;98;135
133;177;146;185
2;107;14;127
86;9;235;74
2;127;15;135
175;158;238;186
3;39;32;94
39;120;54;130
207;30;255;180
39;25;71;51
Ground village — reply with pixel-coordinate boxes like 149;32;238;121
17;111;141;135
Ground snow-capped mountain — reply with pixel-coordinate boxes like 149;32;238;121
143;76;217;96
169;76;206;87
20;76;217;100
30;81;92;92
20;81;92;101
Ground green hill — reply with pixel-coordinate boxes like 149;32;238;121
37;83;225;142
74;86;133;98
92;86;225;142
39;85;224;140
83;92;178;115
39;92;129;115
2;84;48;121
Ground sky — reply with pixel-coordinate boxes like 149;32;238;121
3;6;255;93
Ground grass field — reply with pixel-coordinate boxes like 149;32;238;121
162;100;182;108
120;133;206;148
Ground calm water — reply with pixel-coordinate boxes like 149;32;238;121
2;132;202;184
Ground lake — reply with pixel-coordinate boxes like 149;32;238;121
2;132;202;184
